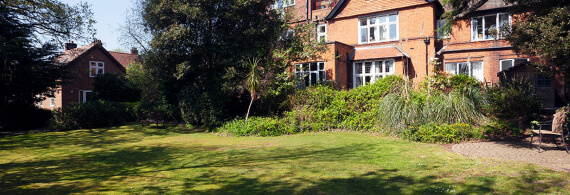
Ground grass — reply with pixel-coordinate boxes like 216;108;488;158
0;125;568;194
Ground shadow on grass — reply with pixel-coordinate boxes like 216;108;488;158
0;131;567;194
0;124;200;150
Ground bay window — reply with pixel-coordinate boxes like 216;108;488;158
445;61;484;81
471;13;510;41
353;59;395;88
359;13;398;44
295;62;325;88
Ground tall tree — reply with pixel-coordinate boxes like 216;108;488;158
142;0;326;127
0;0;94;130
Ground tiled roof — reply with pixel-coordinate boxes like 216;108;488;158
329;0;429;19
55;43;97;64
109;51;140;69
353;45;409;61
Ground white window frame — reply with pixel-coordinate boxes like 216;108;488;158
295;62;326;88
78;90;93;103
317;24;327;42
89;61;105;77
49;97;55;107
499;58;528;71
270;0;294;10
436;19;449;39
37;94;43;107
358;13;399;44
471;13;511;41
353;59;395;88
445;61;484;81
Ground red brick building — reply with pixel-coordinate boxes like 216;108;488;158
37;40;140;109
280;0;563;107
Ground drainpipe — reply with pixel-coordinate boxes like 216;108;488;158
424;37;430;77
306;0;309;22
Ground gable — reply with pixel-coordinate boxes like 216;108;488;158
327;0;430;19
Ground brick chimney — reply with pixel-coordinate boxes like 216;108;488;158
130;47;138;55
65;41;77;50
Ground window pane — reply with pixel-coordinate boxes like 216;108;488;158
310;73;317;85
378;16;387;23
385;60;394;73
356;63;363;74
304;73;310;87
369;26;376;41
295;64;301;72
498;14;509;37
98;63;103;67
310;63;318;71
389;14;397;22
319;70;325;82
500;60;513;71
471;61;483;81
514;58;527;66
360;19;367;26
85;91;94;101
379;25;387;40
484;15;496;39
369;17;376;25
365;76;371;85
389;24;397;39
375;62;383;73
360;28;367;42
90;62;96;67
318;62;325;70
445;63;456;74
91;67;97;75
472;17;482;40
365;62;372;73
355;77;363;87
319;25;326;33
458;63;468;75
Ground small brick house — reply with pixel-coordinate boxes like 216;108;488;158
37;40;140;109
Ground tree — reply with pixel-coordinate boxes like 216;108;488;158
141;0;327;127
0;0;94;130
93;73;141;102
441;0;570;83
244;58;261;124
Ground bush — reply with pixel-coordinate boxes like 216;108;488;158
484;77;541;124
0;104;52;131
378;78;486;136
217;117;296;137
48;100;137;130
406;123;482;143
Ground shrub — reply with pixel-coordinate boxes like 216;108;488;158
0;104;52;131
378;78;487;136
217;117;296;137
48;100;137;130
406;123;482;143
484;77;541;124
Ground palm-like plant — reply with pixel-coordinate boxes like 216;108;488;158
244;58;261;124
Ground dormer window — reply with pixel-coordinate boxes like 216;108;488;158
89;61;104;77
471;13;510;41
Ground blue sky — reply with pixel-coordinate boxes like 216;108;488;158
59;0;135;52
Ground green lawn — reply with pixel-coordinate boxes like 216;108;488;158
0;125;568;194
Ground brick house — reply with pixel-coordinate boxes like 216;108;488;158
279;0;564;107
283;0;440;89
436;0;565;107
37;40;140;109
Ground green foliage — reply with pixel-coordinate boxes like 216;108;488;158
406;123;482;143
218;76;403;136
0;0;94;131
93;73;141;102
378;78;487;136
484;77;541;124
422;73;481;93
48;101;137;130
480;120;523;139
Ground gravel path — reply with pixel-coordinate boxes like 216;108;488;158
452;141;570;172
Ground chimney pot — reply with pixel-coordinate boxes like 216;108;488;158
65;41;77;50
131;47;139;55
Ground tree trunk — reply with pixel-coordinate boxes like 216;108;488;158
245;96;254;124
